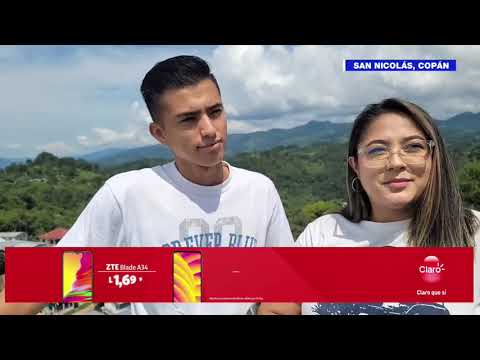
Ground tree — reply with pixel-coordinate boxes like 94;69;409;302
34;152;58;165
302;200;343;224
460;160;480;209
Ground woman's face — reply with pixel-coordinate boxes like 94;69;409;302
349;113;433;222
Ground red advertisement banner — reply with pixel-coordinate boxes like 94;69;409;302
4;247;473;303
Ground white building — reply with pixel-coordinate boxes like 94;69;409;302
0;248;4;291
0;232;28;241
0;239;47;250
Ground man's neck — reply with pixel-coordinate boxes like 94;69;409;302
174;160;229;186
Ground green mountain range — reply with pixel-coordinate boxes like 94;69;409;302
2;112;480;169
81;111;480;167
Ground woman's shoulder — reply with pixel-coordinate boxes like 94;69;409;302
301;213;351;238
296;213;356;246
306;213;350;229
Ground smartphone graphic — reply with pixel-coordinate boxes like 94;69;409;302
173;251;202;303
62;251;93;303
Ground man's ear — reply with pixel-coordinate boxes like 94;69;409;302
149;121;167;145
348;156;360;176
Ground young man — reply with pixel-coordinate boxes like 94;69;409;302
0;55;294;315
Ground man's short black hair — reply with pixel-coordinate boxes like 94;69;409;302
140;55;221;123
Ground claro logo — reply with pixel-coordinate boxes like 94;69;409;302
419;256;445;283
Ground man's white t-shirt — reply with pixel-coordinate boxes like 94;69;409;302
57;161;294;314
297;211;480;315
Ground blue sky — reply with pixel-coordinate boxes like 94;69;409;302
1;45;479;158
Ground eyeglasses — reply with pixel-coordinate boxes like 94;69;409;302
357;139;435;167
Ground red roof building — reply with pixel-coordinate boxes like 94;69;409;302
39;228;69;245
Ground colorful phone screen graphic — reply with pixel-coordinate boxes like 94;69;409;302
173;251;202;303
62;251;93;303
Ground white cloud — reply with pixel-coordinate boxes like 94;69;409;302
212;45;480;122
129;100;152;124
227;120;262;134
0;45;205;157
90;128;135;146
2;45;480;158
89;125;156;147
5;144;21;149
77;100;157;149
77;136;90;147
224;103;239;116
36;142;75;157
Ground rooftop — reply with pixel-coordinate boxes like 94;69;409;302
0;232;27;237
39;228;69;241
0;239;48;250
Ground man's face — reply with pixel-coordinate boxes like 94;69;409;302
149;79;227;168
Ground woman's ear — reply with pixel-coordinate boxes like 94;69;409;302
348;156;360;177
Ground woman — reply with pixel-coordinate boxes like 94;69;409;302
258;98;480;315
